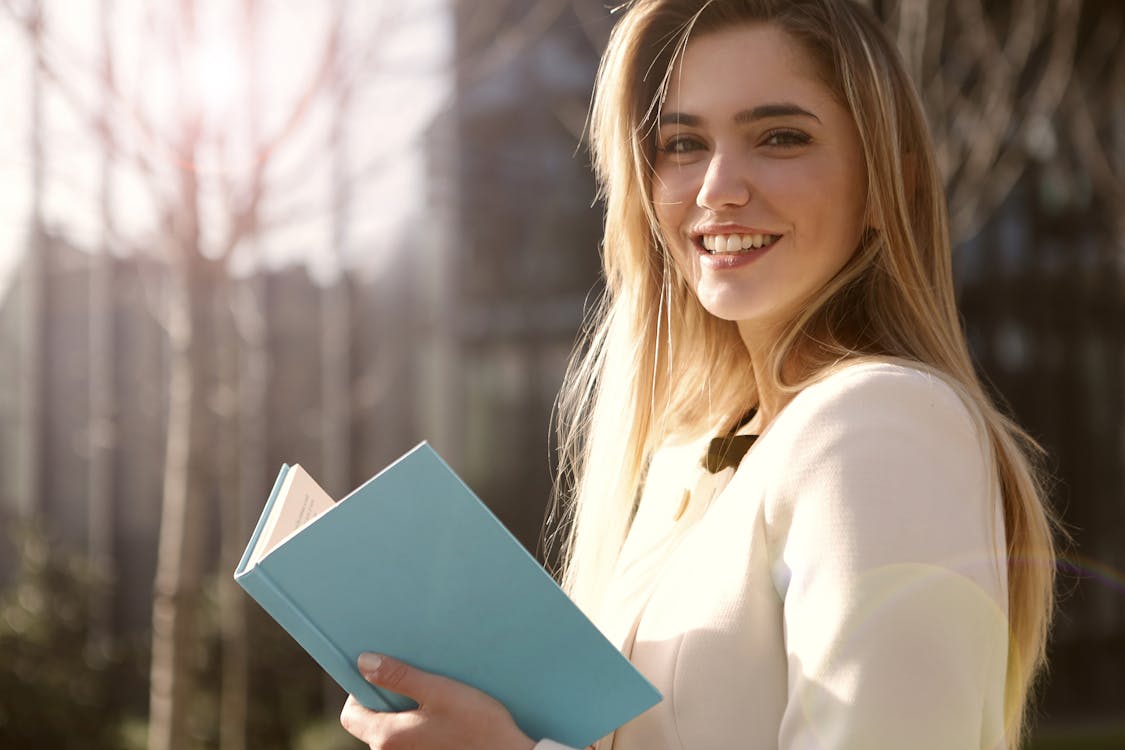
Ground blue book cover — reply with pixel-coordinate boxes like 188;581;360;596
234;442;661;748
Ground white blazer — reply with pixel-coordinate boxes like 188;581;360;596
537;361;1009;750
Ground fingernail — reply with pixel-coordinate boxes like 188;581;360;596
357;652;383;676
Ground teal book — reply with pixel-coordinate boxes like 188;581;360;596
234;442;661;748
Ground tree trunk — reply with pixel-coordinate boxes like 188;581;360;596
216;274;247;750
217;4;264;746
322;0;351;507
17;0;45;521
88;0;118;659
319;0;352;712
148;252;213;750
148;34;210;733
148;1;211;745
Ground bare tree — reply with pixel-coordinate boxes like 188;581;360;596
0;1;626;746
1062;4;1125;244
145;1;347;744
878;0;1083;242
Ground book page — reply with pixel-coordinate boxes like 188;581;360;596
248;465;336;565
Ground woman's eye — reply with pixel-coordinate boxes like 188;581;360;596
763;129;812;147
658;137;703;155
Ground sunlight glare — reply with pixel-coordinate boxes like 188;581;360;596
191;38;244;120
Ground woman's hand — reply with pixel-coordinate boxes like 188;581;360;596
339;652;536;750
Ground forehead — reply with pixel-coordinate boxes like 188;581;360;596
662;23;833;113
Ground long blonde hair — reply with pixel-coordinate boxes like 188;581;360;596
548;0;1059;745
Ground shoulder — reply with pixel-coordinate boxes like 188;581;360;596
767;359;984;454
760;359;996;521
790;358;978;422
759;359;1000;549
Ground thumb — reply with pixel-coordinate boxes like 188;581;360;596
357;652;449;707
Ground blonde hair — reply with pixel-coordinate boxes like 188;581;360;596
548;0;1059;746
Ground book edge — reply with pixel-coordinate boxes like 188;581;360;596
234;464;291;578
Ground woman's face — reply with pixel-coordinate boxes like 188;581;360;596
652;23;869;338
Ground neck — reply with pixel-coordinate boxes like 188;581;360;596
736;318;786;426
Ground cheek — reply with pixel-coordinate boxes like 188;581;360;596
652;166;700;230
651;179;698;283
816;152;869;234
768;157;865;250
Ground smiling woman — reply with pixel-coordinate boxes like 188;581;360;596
652;23;869;346
338;2;1060;749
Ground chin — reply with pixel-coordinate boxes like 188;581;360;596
695;293;798;333
696;296;770;324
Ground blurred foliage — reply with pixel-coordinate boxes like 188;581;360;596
0;520;358;748
193;579;358;749
239;611;359;748
0;521;142;749
293;717;365;750
1028;723;1125;750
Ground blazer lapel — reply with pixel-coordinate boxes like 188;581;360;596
601;423;747;633
600;525;682;654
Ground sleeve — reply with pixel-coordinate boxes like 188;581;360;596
766;367;1010;750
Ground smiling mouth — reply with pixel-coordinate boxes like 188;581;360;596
698;233;782;254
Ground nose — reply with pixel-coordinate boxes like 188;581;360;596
696;151;751;210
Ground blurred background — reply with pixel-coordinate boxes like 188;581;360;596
0;0;1121;748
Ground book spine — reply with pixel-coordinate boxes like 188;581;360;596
238;565;407;712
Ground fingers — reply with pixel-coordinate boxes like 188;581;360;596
339;694;422;747
341;659;536;750
340;692;532;750
339;695;377;742
358;652;451;708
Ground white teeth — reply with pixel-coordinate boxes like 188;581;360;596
701;233;780;254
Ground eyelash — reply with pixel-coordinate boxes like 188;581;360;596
656;128;812;153
762;128;812;147
657;136;703;154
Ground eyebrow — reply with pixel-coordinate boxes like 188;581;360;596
658;102;821;126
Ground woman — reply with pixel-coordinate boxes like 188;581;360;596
340;1;1058;748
